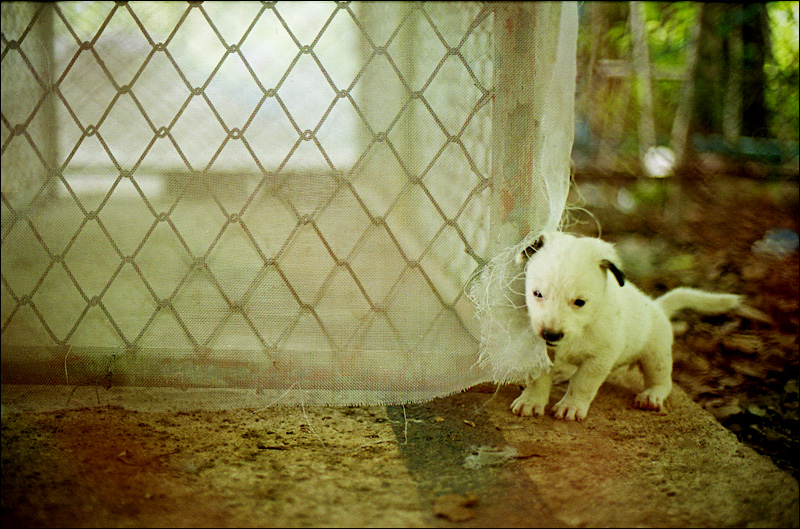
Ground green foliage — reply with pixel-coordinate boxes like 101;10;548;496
579;1;799;151
764;1;799;141
600;2;699;66
642;1;699;68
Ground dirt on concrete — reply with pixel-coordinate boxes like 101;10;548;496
2;374;798;527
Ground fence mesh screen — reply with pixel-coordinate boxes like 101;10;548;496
2;2;576;409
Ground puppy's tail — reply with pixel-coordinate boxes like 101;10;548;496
656;287;743;319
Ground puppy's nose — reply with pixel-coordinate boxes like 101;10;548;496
541;329;564;344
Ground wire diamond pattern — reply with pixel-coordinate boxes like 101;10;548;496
1;1;493;392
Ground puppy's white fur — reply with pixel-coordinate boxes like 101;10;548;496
511;231;742;421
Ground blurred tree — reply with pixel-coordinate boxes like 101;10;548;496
575;1;633;172
764;1;799;142
694;3;770;139
630;1;656;160
670;4;703;166
576;2;797;174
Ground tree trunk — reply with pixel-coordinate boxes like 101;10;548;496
670;3;704;167
694;3;770;140
629;1;656;162
739;3;769;137
723;5;744;145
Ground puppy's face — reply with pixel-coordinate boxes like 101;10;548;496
517;232;624;347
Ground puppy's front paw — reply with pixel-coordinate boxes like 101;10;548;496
551;397;590;421
511;393;547;417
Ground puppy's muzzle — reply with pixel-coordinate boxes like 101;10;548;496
541;329;564;346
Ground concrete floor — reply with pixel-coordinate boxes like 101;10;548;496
2;370;798;527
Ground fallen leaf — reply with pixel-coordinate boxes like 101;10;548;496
671;320;690;336
513;441;546;459
741;261;769;281
719;373;746;388
704;398;742;421
729;358;769;378
776;298;799;313
463;420;477;427
116;450;136;465
734;304;775;325
433;493;479;522
721;334;763;355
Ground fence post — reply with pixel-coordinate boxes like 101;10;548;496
491;2;571;251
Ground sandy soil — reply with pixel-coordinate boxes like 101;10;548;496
2;377;798;528
1;402;428;527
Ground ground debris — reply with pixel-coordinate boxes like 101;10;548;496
735;304;776;325
463;445;519;469
721;333;764;355
512;440;547;459
433;492;479;522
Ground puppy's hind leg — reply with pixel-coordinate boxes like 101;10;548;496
511;371;553;417
634;340;673;411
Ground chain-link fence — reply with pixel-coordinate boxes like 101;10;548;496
2;2;577;409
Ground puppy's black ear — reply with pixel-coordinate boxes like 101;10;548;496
600;259;625;286
516;235;545;265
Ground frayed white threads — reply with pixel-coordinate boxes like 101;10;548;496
467;232;552;385
301;399;327;450
401;404;408;445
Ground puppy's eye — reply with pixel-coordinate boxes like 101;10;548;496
532;291;543;299
573;299;586;307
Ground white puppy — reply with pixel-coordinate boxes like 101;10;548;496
511;231;742;421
